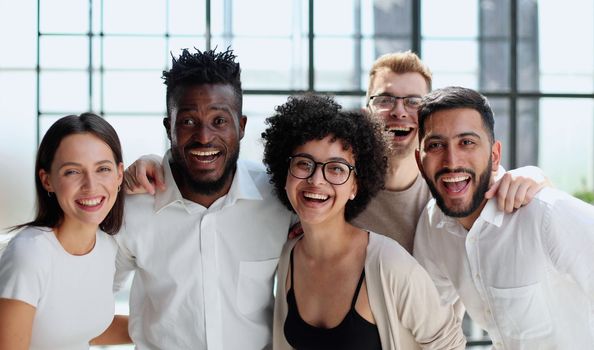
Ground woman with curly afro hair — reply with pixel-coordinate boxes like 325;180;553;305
263;94;465;350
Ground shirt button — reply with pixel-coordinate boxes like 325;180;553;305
486;308;491;315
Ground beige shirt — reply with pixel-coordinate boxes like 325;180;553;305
352;175;431;254
273;232;466;350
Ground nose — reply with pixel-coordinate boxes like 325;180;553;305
389;99;408;119
195;124;214;144
308;164;327;184
442;146;460;168
81;171;96;190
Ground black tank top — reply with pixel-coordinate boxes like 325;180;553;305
284;248;382;350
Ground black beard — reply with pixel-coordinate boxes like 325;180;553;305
171;146;240;196
426;159;492;218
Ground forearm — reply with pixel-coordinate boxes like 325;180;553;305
0;298;35;350
90;314;131;345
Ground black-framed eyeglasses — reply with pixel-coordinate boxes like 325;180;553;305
288;155;356;185
368;94;422;113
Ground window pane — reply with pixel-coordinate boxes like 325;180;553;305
536;98;594;194
242;94;291;163
489;98;511;170
103;37;167;69
364;0;412;37
516;98;539;167
40;0;88;33
315;0;356;35
40;71;89;112
422;40;478;89
479;0;510;92
234;0;294;36
103;0;166;34
105;115;168;166
532;0;594;93
315;38;361;91
0;72;37;233
214;37;308;90
169;0;206;35
103;71;165;113
40;36;89;69
0;0;37;68
422;0;478;38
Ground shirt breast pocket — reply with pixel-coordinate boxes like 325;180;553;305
236;258;279;318
489;283;553;341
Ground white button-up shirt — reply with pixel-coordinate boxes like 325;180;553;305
115;153;295;350
414;188;594;349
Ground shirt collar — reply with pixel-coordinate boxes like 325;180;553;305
154;152;264;213
432;197;503;237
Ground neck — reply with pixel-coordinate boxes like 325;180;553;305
171;162;235;208
384;152;420;191
457;199;488;230
299;218;357;261
54;220;97;255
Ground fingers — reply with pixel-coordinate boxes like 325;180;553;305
493;173;512;211
484;178;501;199
134;160;157;195
123;161;155;195
493;174;545;213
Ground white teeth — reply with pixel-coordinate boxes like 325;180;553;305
190;150;220;156
78;198;102;206
388;126;412;132
442;175;470;183
303;192;329;200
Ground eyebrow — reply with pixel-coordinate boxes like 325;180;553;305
178;104;234;114
425;131;482;141
293;153;351;163
57;159;115;170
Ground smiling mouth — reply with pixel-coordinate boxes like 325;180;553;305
386;126;414;138
189;149;221;163
441;175;471;193
76;197;105;208
303;191;329;202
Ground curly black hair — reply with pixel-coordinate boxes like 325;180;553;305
262;94;388;221
162;47;243;116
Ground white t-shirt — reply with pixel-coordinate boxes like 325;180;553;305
0;226;118;350
115;154;296;350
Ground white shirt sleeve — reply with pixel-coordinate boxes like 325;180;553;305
113;233;136;292
540;193;594;303
0;234;48;307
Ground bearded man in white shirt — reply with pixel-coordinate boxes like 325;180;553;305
413;86;594;349
114;48;295;350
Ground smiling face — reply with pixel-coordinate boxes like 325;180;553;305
40;133;123;230
285;136;358;226
165;83;247;197
367;69;429;158
417;108;501;225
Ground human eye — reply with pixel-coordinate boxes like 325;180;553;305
327;162;348;175
373;96;393;107
295;158;313;171
461;139;476;147
180;117;195;126
63;168;80;176
213;116;228;126
405;97;422;108
426;142;444;152
97;165;112;173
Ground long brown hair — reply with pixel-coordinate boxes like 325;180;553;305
12;113;125;234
